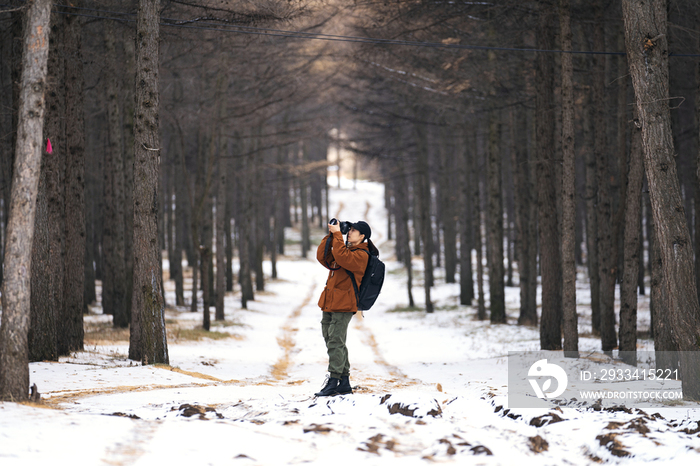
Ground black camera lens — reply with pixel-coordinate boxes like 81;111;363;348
329;218;351;235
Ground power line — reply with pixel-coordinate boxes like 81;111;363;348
51;4;700;58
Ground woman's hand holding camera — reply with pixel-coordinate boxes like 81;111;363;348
328;222;341;234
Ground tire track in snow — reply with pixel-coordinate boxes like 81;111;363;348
267;280;318;383
355;197;421;391
101;419;159;466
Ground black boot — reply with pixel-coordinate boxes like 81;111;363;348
314;377;340;397
336;376;353;395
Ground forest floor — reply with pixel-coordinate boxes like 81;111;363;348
1;178;700;465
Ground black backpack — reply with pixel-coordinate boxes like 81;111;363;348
346;249;385;312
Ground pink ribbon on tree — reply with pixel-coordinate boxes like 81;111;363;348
46;138;53;154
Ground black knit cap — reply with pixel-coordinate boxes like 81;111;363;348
352;221;371;240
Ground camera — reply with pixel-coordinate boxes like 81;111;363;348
330;218;352;235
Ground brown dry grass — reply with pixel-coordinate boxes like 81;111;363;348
83;317;240;345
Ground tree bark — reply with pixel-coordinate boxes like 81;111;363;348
650;216;677;371
300;144;310;259
622;0;700;399
201;246;210;330
560;0;579;357
0;0;52;401
487;110;505;323
472;127;486;321
29;156;56;362
459;130;474;306
103;20;127;328
237;150;254;308
536;6;562;350
695;13;700;309
593;1;618;354
439;136;457;284
415;123;433;313
215;146;226;321
62;5;86;351
172;130;186;306
584;76;601;336
129;0;169;365
513;107;537;326
620;109;644;366
395;164;415;307
30;9;65;362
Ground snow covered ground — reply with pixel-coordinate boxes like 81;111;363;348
1;177;699;465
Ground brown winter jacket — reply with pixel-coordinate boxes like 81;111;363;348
316;231;369;312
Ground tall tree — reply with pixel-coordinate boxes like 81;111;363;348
622;0;700;400
29;9;65;362
620;108;643;366
560;0;578;357
593;1;617;353
0;0;52;401
415;122;434;313
459;130;474;306
103;20;128;328
215;148;227;322
695;9;700;309
62;1;86;351
129;0;169;365
486;110;505;323
536;5;562;350
513;106;537;326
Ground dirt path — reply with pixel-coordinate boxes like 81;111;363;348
268;280;317;383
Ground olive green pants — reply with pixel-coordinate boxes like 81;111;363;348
321;311;354;379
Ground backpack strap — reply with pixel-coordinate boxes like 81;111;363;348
323;235;342;271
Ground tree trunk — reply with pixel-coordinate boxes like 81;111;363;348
473;128;486;321
129;0;168;365
29;159;56;362
103;20;127;328
439;137;457;284
415;124;433;313
0;0;52;401
646;185;656;337
650;212;677;370
215;148;226;322
460;131;474;306
300;145;310;259
620;108;644;366
536;6;562;350
638;206;645;296
695;16;700;309
487;110;505;323
238;152;254;307
190;243;199;313
225;203;234;291
84;172;97;308
62;7;86;352
560;0;579;358
30;9;66;362
172;134;185;306
622;0;700;400
584;81;601;336
201;246;211;330
395;164;414;307
593;2;618;354
513;107;537;326
122;23;136;325
0;15;17;287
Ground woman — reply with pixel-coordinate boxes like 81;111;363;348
315;220;377;396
